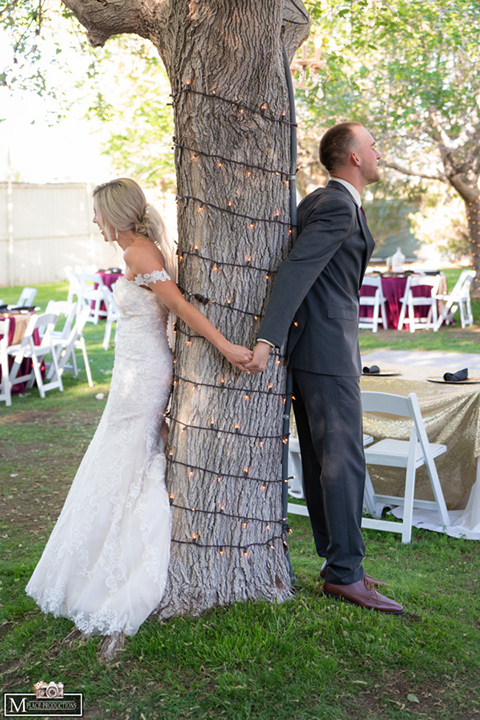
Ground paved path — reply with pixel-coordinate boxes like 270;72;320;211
361;349;480;370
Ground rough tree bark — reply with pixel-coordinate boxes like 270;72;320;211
443;154;480;295
62;0;310;617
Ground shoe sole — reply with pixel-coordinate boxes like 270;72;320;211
322;589;404;615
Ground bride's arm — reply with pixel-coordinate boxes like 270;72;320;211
125;247;253;371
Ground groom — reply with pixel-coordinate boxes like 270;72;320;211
247;122;402;614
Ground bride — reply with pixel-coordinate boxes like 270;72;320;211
26;178;252;641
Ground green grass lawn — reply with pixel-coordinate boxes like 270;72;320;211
1;276;480;720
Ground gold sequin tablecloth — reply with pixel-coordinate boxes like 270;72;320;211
360;364;480;510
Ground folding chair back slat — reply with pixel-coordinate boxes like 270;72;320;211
75;273;108;324
8;313;63;398
435;269;475;329
397;274;441;332
52;305;93;387
359;275;388;332
15;287;37;308
46;301;78;341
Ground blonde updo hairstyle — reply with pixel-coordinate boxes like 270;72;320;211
93;178;176;279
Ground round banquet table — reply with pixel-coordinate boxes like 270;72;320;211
359;273;447;329
97;270;123;290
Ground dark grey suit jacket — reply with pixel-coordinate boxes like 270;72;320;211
258;180;375;377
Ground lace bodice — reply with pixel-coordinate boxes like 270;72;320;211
114;275;169;321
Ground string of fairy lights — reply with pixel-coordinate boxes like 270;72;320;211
172;371;287;397
173;140;292;179
166;457;288;486
167;67;297;562
176;194;293;228
170;84;296;127
177;248;275;274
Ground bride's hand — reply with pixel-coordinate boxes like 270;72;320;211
223;343;254;372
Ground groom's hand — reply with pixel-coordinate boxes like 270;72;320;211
245;341;271;374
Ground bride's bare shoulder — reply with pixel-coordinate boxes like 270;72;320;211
124;237;166;276
125;237;160;261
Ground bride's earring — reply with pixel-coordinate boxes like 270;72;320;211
115;229;119;240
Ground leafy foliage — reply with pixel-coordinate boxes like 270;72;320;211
294;0;480;262
299;0;480;156
1;3;175;187
84;38;175;189
3;0;480;251
410;187;470;258
0;1;77;100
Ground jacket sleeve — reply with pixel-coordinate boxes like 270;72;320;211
257;195;356;347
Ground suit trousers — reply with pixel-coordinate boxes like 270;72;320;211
292;368;366;585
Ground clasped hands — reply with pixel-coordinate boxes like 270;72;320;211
227;341;271;374
244;341;271;375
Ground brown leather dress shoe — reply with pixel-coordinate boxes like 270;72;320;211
320;561;387;587
322;578;403;614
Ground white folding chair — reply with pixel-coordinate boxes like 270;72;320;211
0;318;12;406
100;285;120;351
8;313;63;398
75;273;108;324
397;274;441;332
359;275;388;332
52;305;93;387
287;434;374;504
64;266;83;307
46;300;78;341
361;391;449;543
13;287;37;308
435;269;475;329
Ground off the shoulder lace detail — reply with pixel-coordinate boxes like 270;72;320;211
133;269;171;286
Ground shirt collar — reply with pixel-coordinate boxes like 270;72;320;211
329;177;362;207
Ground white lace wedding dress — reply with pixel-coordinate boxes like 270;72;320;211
26;273;173;636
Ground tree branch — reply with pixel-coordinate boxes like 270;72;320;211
446;173;480;204
0;0;23;21
385;160;446;182
61;0;169;47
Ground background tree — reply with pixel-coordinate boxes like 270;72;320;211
410;188;470;260
296;0;480;287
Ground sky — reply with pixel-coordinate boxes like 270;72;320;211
0;17;114;185
0;91;113;184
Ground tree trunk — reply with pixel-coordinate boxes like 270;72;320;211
465;197;480;296
62;0;309;618
440;148;480;295
156;1;309;618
